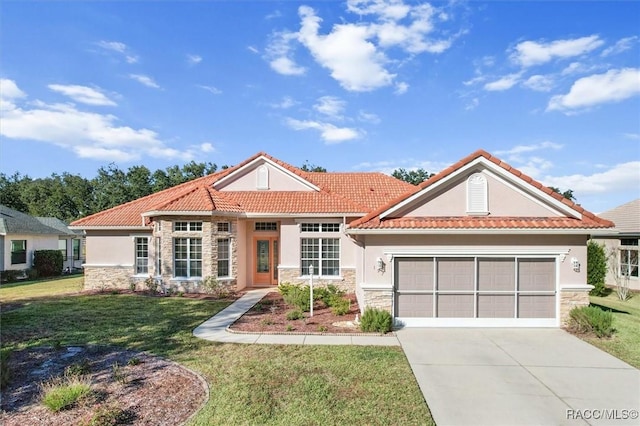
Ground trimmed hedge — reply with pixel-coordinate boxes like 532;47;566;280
360;307;393;333
567;305;615;338
33;250;64;278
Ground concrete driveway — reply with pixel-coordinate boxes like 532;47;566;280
396;328;640;426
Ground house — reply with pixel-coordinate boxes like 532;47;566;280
1;205;84;273
592;199;639;290
70;150;614;327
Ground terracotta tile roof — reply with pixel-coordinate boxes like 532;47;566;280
70;153;407;227
352;216;610;230
349;149;614;231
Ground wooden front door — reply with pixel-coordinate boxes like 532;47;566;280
253;237;278;285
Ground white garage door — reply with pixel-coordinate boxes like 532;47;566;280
394;257;557;327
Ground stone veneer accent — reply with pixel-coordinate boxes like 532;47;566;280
560;288;591;326
277;267;356;293
361;288;393;313
84;266;134;291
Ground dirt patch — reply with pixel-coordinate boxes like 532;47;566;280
229;292;366;334
1;346;207;426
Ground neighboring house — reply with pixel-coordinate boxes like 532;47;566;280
593;199;640;291
0;205;84;273
70;150;614;327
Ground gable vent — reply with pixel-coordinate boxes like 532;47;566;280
467;173;488;214
256;165;269;190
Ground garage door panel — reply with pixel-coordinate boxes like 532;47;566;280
478;258;515;291
437;258;474;291
437;294;474;318
518;295;555;318
396;258;434;291
519;259;555;292
396;294;433;317
477;295;515;318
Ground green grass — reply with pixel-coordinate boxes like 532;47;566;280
1;282;433;425
41;376;92;412
0;276;84;302
587;293;640;369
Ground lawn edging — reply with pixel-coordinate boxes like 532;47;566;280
225;325;394;337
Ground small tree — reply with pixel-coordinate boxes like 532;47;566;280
587;241;607;296
607;247;630;301
33;250;64;278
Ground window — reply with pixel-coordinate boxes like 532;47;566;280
621;248;639;278
135;237;149;274
174;238;202;278
72;239;81;260
217;238;230;277
217;222;230;232
58;240;67;260
255;222;277;231
467;173;488;214
300;223;340;233
301;238;340;276
174;221;202;232
621;238;639;246
11;240;27;264
155;237;162;275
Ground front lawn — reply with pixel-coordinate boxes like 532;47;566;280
1;290;433;425
0;276;84;302
587;293;640;369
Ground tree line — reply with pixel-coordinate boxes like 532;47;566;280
0;162;574;223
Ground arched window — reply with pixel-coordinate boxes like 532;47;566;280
256;165;269;190
467;173;488;214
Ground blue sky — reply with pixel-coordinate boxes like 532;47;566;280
1;0;639;213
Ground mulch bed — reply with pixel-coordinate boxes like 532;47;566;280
229;292;364;334
0;346;207;426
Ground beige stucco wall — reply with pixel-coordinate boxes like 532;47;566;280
2;234;59;270
593;237;640;291
217;162;313;191
396;170;561;218
85;230;140;266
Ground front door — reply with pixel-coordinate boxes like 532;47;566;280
253;237;278;285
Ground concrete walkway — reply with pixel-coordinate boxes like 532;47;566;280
397;328;640;426
193;288;400;346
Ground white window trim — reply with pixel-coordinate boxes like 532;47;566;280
173;221;203;232
466;172;488;215
134;236;150;275
256;164;269;190
300;237;341;277
173;237;203;278
217;238;232;279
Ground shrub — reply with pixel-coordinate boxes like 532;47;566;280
1;349;11;390
26;268;39;280
65;359;91;377
330;297;351;316
0;270;22;283
82;403;136;426
33;250;64;278
317;325;328;333
277;282;296;297
281;284;311;312
567;305;615;338
143;276;158;294
315;284;346;307
127;357;141;366
360;308;393;333
202;276;231;298
588;241;608;296
41;376;92;412
286;324;294;332
286;309;304;320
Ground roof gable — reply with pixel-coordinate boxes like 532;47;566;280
349;150;614;231
599;199;640;234
213;154;319;192
0;205;72;235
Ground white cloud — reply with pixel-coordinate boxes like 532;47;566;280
495;141;563;158
464;97;479;111
48;84;117;106
394;82;409;94
547;68;640;112
129;74;161;89
522;75;554;92
510;35;604;68
0;79;192;163
542;161;640;195
270;96;297;109
0;78;26;100
187;54;202;65
463;75;486;86
623;132;640;140
266;31;307;76
96;40;139;63
198;85;222;95
199;142;215;153
483;73;522;91
601;36;639;57
313;96;346;119
358;110;381;124
495;142;563;172
247;46;259;54
285;117;361;143
265;1;463;92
